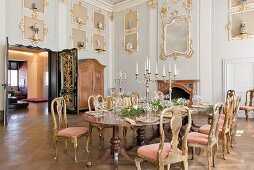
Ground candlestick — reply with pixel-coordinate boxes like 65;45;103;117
115;70;127;93
168;61;172;73
136;62;139;74
174;64;177;76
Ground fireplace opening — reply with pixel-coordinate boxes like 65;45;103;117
169;87;190;100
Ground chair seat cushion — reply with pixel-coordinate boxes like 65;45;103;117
57;127;88;138
240;106;254;111
137;143;182;160
187;132;208;145
199;124;226;135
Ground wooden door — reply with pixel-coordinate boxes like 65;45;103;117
78;60;92;110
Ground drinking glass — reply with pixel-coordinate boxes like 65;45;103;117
147;103;153;119
153;105;159;116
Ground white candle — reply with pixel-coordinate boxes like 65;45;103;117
174;64;177;76
146;57;149;70
124;73;127;79
145;62;147;72
155;61;158;74
136;62;139;74
148;59;151;73
163;64;165;76
119;70;122;79
168;61;172;73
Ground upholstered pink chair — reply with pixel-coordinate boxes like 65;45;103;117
198;97;234;160
187;103;223;169
135;106;192;170
51;97;88;163
240;89;254;120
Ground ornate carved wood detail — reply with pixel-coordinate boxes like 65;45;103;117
157;80;199;101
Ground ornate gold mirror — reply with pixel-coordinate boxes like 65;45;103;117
160;12;194;60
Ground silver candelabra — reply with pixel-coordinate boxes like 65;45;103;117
163;72;177;103
115;71;127;93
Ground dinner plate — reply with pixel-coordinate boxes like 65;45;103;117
136;117;159;124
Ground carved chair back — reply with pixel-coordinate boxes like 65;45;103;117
208;103;224;145
158;106;191;163
131;92;140;105
245;89;254;107
232;96;241;126
51;97;67;137
88;95;105;111
226;90;235;103
222;96;234;132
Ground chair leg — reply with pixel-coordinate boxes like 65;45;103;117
166;164;170;170
226;132;231;154
207;149;212;170
191;147;195;160
73;138;78;163
123;126;128;146
64;138;68;153
86;134;89;153
231;126;236;147
213;143;218;167
88;124;93;145
245;110;249;120
53;137;58;161
222;133;227;160
183;159;188;170
135;156;143;170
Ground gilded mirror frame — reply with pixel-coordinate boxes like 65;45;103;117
160;12;194;60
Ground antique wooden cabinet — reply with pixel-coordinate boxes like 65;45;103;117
78;59;105;110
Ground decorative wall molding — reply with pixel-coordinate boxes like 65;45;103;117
147;0;158;9
113;0;147;12
84;0;113;12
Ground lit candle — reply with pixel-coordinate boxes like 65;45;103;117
146;57;149;70
124;73;127;79
148;59;151;73
136;61;139;74
168;61;172;73
163;64;165;77
174;64;177;76
155;61;158;74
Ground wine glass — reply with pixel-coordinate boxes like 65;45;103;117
153;105;159;116
146;103;153;119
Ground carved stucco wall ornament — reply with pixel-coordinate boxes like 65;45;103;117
160;0;194;60
147;0;158;9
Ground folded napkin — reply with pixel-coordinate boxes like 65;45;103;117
125;117;136;125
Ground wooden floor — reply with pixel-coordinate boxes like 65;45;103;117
1;102;254;170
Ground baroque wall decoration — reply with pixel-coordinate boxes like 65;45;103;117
108;12;116;21
23;0;48;19
70;28;88;50
71;1;89;30
160;11;194;60
92;33;106;54
123;32;139;55
227;9;254;40
147;0;158;9
124;10;138;33
19;15;48;45
92;10;105;33
229;0;254;11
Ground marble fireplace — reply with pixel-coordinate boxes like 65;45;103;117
157;80;199;102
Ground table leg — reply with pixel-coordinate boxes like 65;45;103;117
136;127;146;146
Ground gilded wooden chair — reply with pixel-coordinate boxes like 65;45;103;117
87;95;111;149
187;103;223;169
51;97;88;163
231;96;241;147
135;106;192;170
198;98;234;160
240;89;254;120
131;92;140;105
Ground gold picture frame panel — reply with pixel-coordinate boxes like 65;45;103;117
24;16;45;42
24;0;45;13
229;9;254;40
124;10;138;32
72;3;88;25
124;32;139;52
92;34;105;52
229;0;254;9
93;11;105;31
72;28;87;50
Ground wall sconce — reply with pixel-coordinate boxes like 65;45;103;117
97;22;103;29
127;21;133;29
78;41;85;48
126;42;134;54
32;3;38;10
31;23;40;40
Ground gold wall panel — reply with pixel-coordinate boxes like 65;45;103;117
124;32;139;53
92;34;105;52
124;10;138;32
93;11;105;31
24;16;45;42
72;3;88;26
229;0;254;10
24;0;45;13
72;28;87;50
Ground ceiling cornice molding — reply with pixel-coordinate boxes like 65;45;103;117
84;0;113;12
113;0;147;12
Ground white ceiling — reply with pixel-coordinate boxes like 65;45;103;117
104;0;126;5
